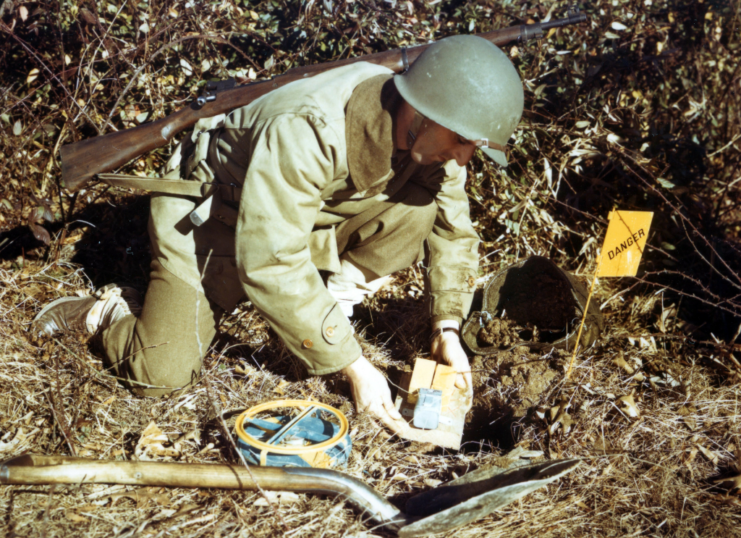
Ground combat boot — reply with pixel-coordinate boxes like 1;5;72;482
32;284;142;337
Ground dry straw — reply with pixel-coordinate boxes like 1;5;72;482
2;0;741;536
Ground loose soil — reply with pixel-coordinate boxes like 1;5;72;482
467;262;572;436
462;344;563;452
469;350;560;423
477;317;522;347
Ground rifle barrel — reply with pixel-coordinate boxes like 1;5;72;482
541;12;588;31
60;13;587;191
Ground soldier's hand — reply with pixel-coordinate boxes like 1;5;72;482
342;355;407;435
431;329;473;394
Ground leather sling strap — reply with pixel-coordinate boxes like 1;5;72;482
97;173;242;203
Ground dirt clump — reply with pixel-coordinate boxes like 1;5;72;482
477;317;521;348
470;350;560;421
464;350;560;449
498;356;558;417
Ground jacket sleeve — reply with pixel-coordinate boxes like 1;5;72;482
423;161;481;325
234;114;362;375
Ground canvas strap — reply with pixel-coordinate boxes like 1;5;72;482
97;173;242;203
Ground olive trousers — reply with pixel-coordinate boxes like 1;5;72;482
100;183;437;397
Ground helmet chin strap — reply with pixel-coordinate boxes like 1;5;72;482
406;110;426;149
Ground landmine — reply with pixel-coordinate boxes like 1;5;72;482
394;358;471;449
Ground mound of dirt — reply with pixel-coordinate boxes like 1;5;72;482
477;317;522;348
497;356;558;416
463;349;561;449
471;351;559;419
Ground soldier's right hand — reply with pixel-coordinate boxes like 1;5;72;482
342;355;408;435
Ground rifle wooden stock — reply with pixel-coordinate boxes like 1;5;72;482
60;12;586;191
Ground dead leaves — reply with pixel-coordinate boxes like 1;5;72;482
27;203;54;246
612;353;635;375
133;421;202;461
548;399;574;435
697;444;719;466
78;485;206;518
66;512;89;523
254;491;301;506
110;487;171;507
710;450;741;492
0;427;41;454
274;379;290;395
714;474;741;491
135;421;180;461
678;404;699;431
616;392;640;419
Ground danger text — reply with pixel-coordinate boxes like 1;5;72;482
607;228;646;260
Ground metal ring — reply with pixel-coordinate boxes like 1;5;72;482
234;399;349;456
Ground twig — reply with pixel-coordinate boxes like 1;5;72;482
707;133;741;158
0;22;104;135
41;123;69;196
641;269;724;303
106;33;260;125
41;485;57;538
565;268;600;380
203;375;290;533
45;390;77;457
622;159;741;290
679;218;741;294
635;274;740;317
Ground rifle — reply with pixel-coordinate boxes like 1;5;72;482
61;10;587;191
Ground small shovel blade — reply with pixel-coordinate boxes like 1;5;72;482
398;459;580;537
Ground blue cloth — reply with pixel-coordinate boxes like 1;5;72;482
237;415;352;468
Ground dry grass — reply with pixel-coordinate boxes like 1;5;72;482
2;253;741;537
2;0;741;536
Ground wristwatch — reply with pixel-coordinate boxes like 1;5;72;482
430;326;460;342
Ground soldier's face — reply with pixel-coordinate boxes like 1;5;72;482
410;120;477;166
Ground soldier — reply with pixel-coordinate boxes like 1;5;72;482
33;35;524;433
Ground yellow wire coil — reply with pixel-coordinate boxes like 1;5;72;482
234;399;349;456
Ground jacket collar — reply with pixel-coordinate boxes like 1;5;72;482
345;74;401;192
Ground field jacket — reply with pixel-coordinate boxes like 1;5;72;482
149;61;480;375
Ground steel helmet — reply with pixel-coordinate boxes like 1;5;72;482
394;35;524;166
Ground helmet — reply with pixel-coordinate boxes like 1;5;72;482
394;35;524;166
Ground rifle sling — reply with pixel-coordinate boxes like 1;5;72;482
97;173;242;203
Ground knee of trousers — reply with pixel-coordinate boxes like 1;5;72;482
117;339;206;397
100;306;217;397
393;184;437;244
345;183;437;275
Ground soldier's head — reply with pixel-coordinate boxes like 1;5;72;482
394;35;524;168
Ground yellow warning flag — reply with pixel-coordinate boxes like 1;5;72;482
597;210;653;277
